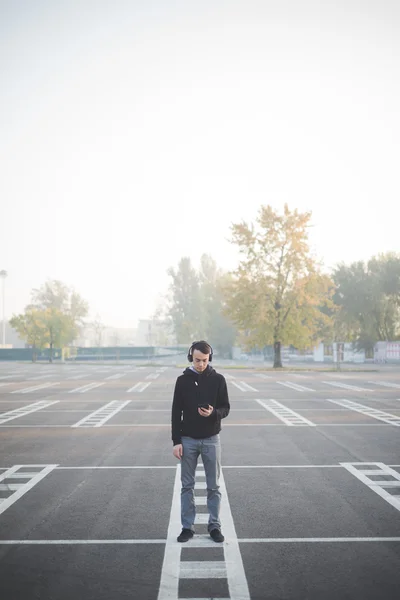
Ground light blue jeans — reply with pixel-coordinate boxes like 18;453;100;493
181;434;221;532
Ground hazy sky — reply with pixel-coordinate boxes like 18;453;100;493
1;0;399;329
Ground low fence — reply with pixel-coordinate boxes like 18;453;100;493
0;346;187;361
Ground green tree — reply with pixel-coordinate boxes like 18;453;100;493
225;204;335;368
9;309;48;362
31;279;89;346
167;257;203;343
198;255;237;356
333;253;400;350
167;255;238;354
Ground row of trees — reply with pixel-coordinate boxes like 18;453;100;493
166;205;400;367
8;204;399;368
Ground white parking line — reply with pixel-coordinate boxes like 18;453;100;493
146;373;160;380
68;382;105;393
322;381;372;392
256;399;316;426
367;381;400;389
11;382;60;394
126;382;151;393
231;381;258;392
328;399;400;426
276;381;315;392
104;373;125;380
0;464;58;516
0;401;60;424
341;462;400;512
1;537;400;545
157;465;250;600
71;400;131;427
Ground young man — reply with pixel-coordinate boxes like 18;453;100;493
171;340;230;543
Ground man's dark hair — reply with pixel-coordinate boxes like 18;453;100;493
191;340;212;355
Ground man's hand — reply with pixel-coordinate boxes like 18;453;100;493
198;405;213;417
173;444;183;460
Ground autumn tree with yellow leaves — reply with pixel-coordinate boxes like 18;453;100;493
225;204;335;368
10;280;88;362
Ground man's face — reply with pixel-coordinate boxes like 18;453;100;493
192;349;210;373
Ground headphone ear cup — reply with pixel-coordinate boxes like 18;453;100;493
187;353;193;362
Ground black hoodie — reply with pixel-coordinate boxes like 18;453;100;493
171;365;230;445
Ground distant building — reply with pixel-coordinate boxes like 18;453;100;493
135;318;176;346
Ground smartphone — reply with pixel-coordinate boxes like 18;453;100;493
198;403;210;409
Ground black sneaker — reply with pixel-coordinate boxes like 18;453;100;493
210;528;224;543
177;528;194;543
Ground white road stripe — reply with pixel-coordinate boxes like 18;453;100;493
256;399;316;426
239;381;258;391
146;373;160;380
0;401;59;424
104;373;125;380
255;373;272;379
323;381;371;392
217;467;251;599
231;380;259;391
1;537;399;545
157;465;182;600
68;382;105;393
180;561;227;578
158;464;250;600
276;381;315;392
0;464;58;516
71;400;131;427
367;381;400;389
328;399;400;426
341;462;400;512
11;382;60;394
126;382;151;393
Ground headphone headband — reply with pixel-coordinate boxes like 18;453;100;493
187;340;213;362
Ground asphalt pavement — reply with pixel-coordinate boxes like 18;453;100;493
0;361;399;599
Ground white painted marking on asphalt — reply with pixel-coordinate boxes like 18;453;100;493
341;462;400;512
180;561;227;578
328;399;400;426
146;372;160;380
276;381;315;392
0;375;14;380
104;373;125;380
158;464;250;599
0;464;58;516
216;467;250;598
231;381;249;392
256;399;316;426
71;400;131;427
1;537;400;545
0;382;14;388
126;382;151;393
255;373;272;379
367;381;400;389
11;382;60;394
157;465;182;600
0;401;59;424
224;373;236;380
322;381;371;392
68;382;105;393
239;381;258;391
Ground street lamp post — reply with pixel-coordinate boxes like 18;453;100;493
0;270;7;348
